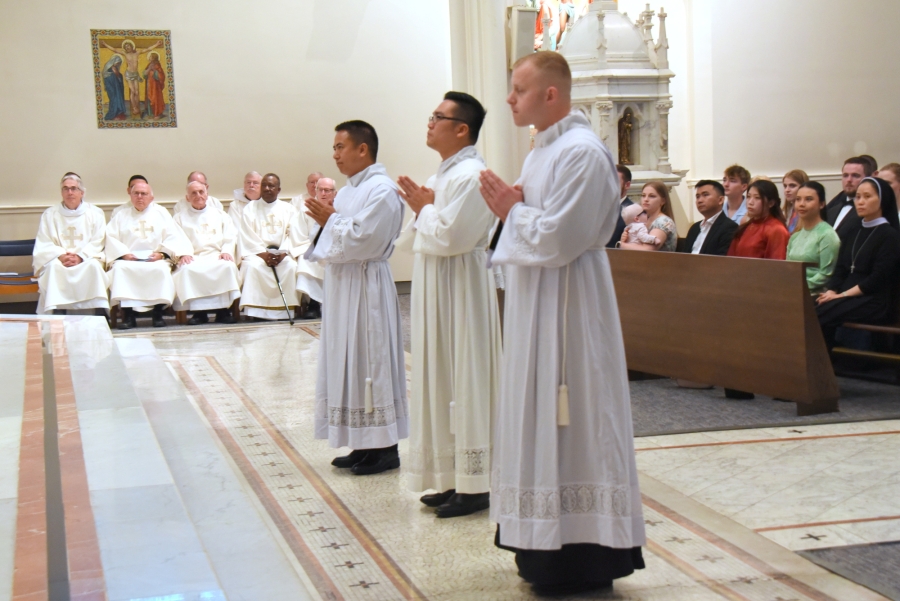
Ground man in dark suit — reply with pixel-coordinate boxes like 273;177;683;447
606;164;634;248
825;156;873;239
679;180;738;255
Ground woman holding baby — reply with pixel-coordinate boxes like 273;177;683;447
618;181;678;251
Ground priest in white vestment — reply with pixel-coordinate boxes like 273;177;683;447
229;171;262;265
172;171;223;215
306;120;407;476
397;92;501;518
106;181;192;329
173;181;241;325
293;177;336;318
480;52;645;596
111;175;153;218
33;174;109;315
290;171;323;214
238;173;301;320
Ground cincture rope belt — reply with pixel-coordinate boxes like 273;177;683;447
558;264;571;427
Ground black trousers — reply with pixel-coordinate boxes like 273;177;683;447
816;295;891;350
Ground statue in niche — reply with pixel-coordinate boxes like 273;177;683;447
618;108;635;165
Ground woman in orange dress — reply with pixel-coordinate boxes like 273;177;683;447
727;179;790;259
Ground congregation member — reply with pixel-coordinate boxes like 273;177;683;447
817;177;900;350
618;181;677;251
397;91;501;518
173;171;223;214
229;171;262;228
238;173;301;320
291;171;324;214
306;120;408;476
293;177;336;319
479;52;644;596
33;173;109;315
875;163;900;212
782;169;810;233
722;164;751;223
786;182;840;296
105;180;191;329
859;154;878;175
606;164;633;247
727;180;790;259
679;180;738;255
826;157;873;238
172;181;241;325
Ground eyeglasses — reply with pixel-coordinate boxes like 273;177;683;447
62;186;81;193
429;113;467;125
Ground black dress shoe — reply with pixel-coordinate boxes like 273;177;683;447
117;308;137;330
188;312;209;325
420;489;456;508
331;449;369;468
299;299;322;320
350;445;400;476
531;580;612;597
215;309;236;324
51;309;67;315
151;305;166;328
435;492;490;518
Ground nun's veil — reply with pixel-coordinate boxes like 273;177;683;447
860;177;900;231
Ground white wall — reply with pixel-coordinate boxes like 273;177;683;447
0;0;454;279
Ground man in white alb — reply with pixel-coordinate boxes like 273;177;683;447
173;181;241;325
397;91;501;518
106;180;191;329
294;177;336;319
173;171;223;215
229;171;262;230
33;173;109;315
111;175;152;217
238;173;301;320
291;171;324;214
479;52;645;596
306;120;407;476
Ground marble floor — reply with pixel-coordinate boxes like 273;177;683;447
1;317;896;600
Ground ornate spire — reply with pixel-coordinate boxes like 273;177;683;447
656;7;669;69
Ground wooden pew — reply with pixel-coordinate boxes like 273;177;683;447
607;250;839;416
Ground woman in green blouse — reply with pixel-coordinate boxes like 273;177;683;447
787;181;841;295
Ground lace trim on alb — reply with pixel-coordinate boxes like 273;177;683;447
512;206;541;259
328;405;397;428
327;217;352;261
495;483;632;520
408;446;490;477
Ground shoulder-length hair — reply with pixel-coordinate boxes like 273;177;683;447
642;181;675;222
735;179;784;238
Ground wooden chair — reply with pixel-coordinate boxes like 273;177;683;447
607;250;840;416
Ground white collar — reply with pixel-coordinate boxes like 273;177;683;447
59;200;87;217
862;217;888;228
701;210;723;227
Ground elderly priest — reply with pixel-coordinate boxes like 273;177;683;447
173;181;241;325
293;177;336;319
105;180;191;329
33;173;110;315
238;173;301;320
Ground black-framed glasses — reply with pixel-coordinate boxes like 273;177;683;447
429;113;466;125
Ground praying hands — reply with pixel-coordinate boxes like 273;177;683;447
397;176;435;215
58;252;83;267
479;170;523;222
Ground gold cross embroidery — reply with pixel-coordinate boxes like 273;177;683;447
264;214;281;235
63;226;83;249
198;223;215;239
136;220;155;240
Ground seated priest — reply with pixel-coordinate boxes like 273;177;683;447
290;171;323;213
172;171;223;215
239;173;302;320
105;180;192;329
111;175;152;217
294;177;336;319
173;181;241;325
229;171;262;229
33;173;110;315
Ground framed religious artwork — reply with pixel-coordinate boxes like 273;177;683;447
91;29;177;129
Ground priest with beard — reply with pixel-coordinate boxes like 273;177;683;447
397;92;501;518
173;181;241;325
238;173;301;320
33;173;110;316
478;52;645;596
306;120;407;476
106;180;192;329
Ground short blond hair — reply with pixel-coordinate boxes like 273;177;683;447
513;51;572;95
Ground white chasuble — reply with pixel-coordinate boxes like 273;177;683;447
238;199;300;319
407;146;502;495
33;202;110;313
308;163;408;449
490;111;645;551
173;195;222;215
229;190;256;265
173;205;241;311
105;203;192;309
290;203;325;303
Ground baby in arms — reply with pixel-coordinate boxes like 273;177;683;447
621;204;657;246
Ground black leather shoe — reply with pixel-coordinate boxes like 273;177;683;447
117;308;136;330
351;446;400;476
435;492;490;518
51;309;67;315
420;489;455;508
299;299;322;320
188;312;209;325
331;449;369;468
215;309;236;324
151;305;166;328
